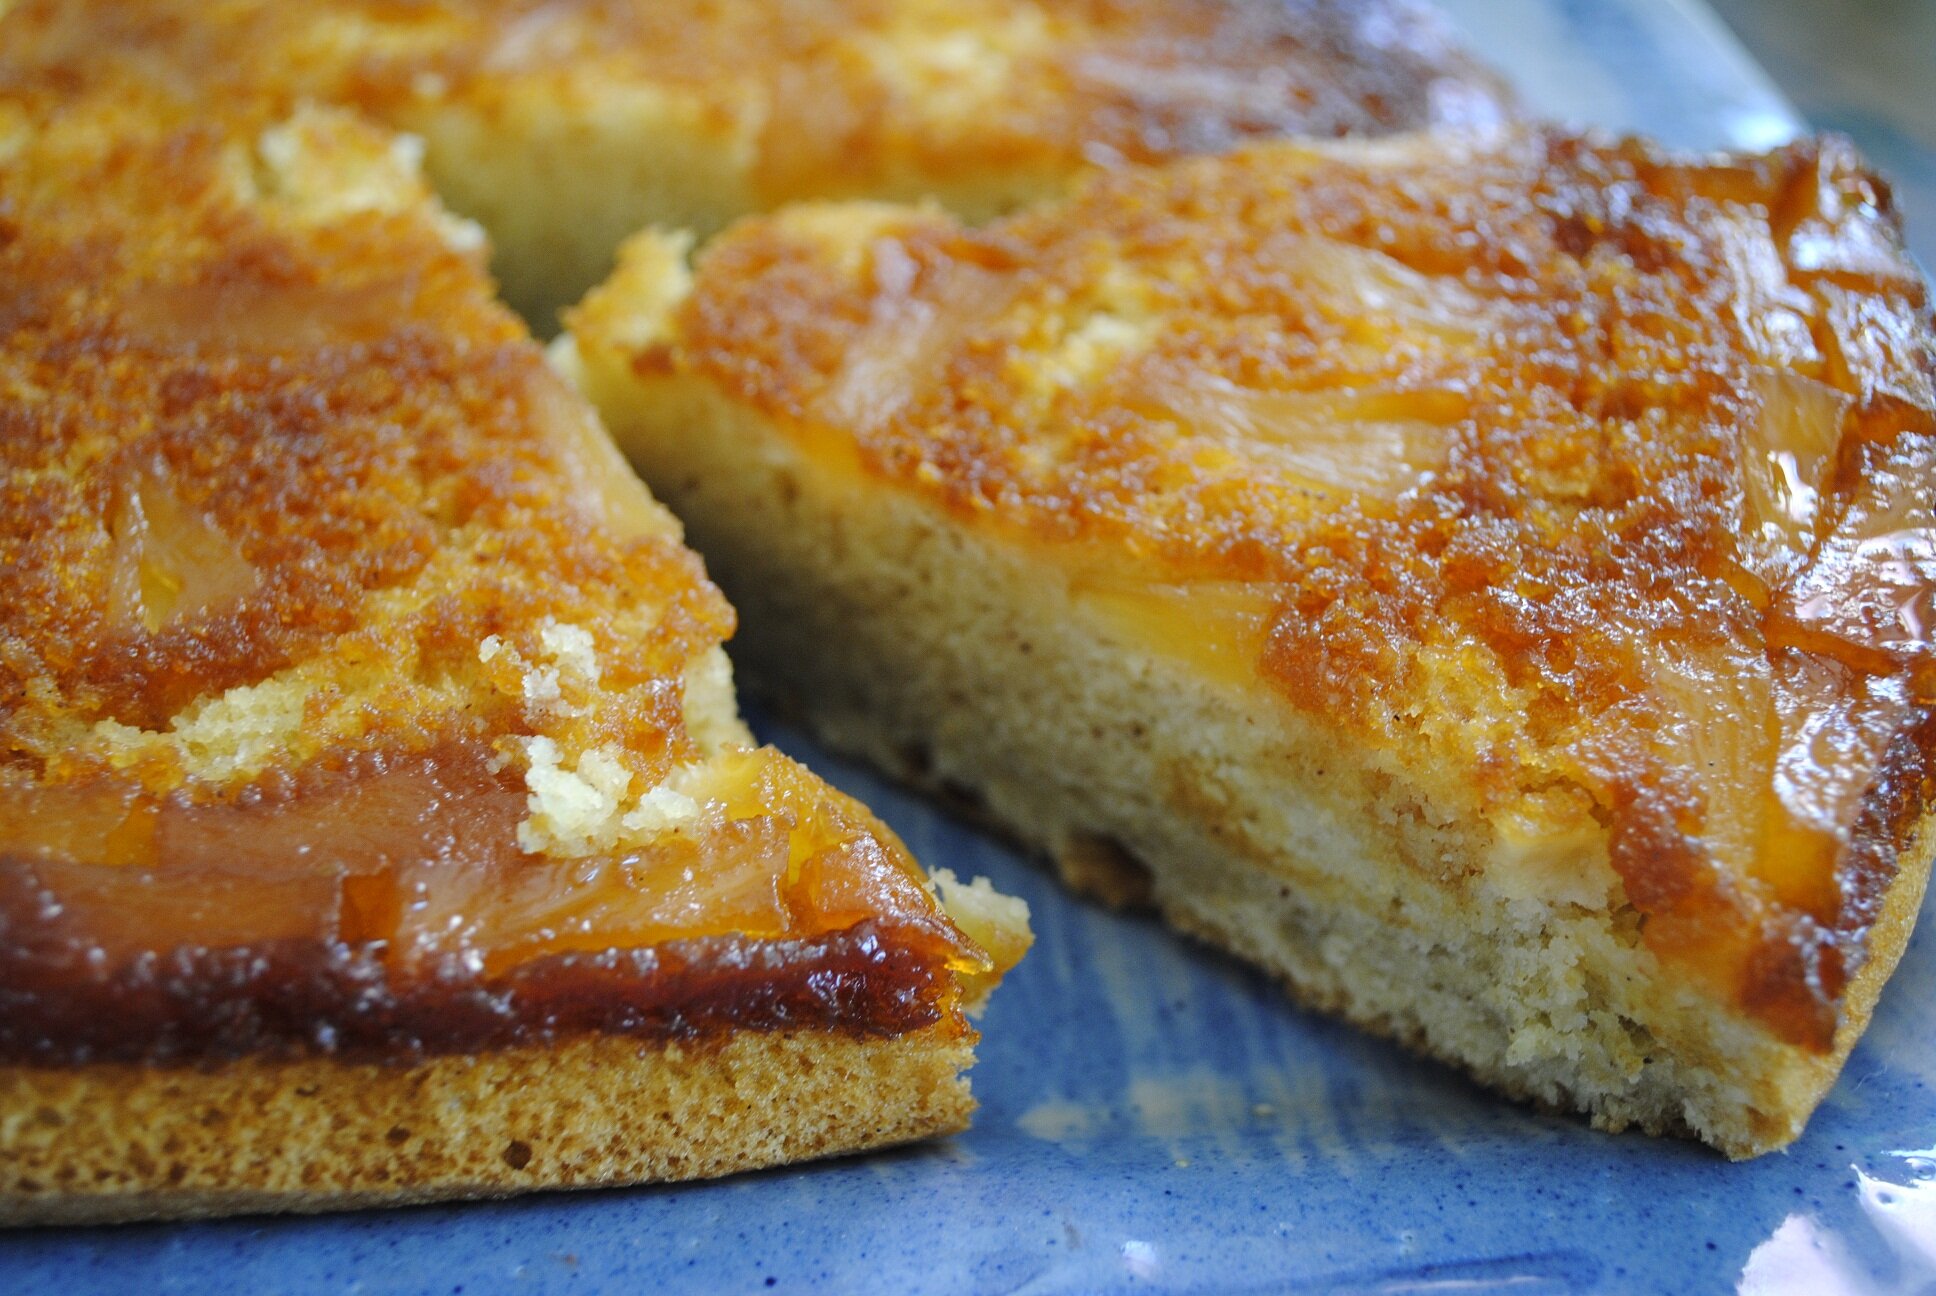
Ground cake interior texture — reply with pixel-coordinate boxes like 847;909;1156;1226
565;128;1936;1158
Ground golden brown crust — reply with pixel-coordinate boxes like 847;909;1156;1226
0;0;1514;328
0;104;723;779
1;1024;976;1226
0;0;1510;202
586;127;1936;1051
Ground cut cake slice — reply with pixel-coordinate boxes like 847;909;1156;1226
0;88;1026;1225
565;128;1936;1157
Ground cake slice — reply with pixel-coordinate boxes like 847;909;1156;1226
0;89;1026;1225
0;0;1510;326
565;129;1936;1157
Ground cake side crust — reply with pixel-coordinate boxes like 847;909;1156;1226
1;1024;975;1227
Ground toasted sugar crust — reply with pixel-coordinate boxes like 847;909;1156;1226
0;100;724;784
0;0;1510;324
1;1024;976;1226
575;128;1936;1053
0;0;1509;190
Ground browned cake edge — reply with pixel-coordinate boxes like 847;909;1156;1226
0;1025;975;1226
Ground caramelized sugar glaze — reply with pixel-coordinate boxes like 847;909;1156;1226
0;0;1508;201
653;131;1936;1050
0;92;983;1064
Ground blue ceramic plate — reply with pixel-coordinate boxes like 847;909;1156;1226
6;3;1933;1292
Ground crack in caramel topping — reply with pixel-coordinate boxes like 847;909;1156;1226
643;128;1936;1048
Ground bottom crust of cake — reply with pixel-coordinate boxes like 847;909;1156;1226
0;1024;976;1226
583;368;1936;1159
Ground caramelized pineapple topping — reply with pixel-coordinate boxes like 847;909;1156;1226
606;129;1936;1049
0;92;1001;1063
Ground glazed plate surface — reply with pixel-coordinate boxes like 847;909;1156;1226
5;1;1934;1292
